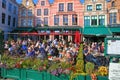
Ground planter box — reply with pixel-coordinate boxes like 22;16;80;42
21;69;43;80
1;68;21;80
86;75;91;80
97;76;109;80
58;74;70;80
74;75;85;80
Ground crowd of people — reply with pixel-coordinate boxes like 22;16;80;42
4;38;109;66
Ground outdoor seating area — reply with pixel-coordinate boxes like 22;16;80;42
0;38;109;80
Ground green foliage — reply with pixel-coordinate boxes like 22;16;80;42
21;58;34;69
85;62;95;75
75;60;84;73
59;62;72;70
77;44;83;60
47;61;60;72
70;43;85;80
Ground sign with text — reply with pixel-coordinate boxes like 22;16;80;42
105;38;120;55
109;63;120;80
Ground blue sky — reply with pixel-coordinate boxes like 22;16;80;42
16;0;84;4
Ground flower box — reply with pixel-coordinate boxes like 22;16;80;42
58;74;70;80
74;75;85;80
1;68;21;79
97;76;109;80
21;69;43;80
86;75;91;80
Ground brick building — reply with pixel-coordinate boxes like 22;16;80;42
84;0;107;26
107;0;120;25
35;0;51;27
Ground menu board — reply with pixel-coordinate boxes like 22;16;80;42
107;40;120;55
109;63;120;80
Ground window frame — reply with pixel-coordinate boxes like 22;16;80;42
67;3;73;11
44;17;48;26
2;0;6;9
28;9;32;16
96;4;102;10
87;5;92;11
59;3;64;12
72;14;77;25
8;15;11;26
63;15;68;25
2;13;6;24
37;9;41;16
54;15;59;25
91;16;97;26
41;1;45;6
44;9;48;15
84;16;90;26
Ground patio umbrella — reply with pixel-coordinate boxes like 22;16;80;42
74;31;81;44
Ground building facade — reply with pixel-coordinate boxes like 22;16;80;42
50;0;84;27
0;0;18;40
17;0;83;41
35;0;51;27
18;0;35;27
84;0;107;27
107;0;120;25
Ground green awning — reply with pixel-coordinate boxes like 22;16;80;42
12;27;35;33
83;27;112;36
109;27;120;33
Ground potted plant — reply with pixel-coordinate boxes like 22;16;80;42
70;43;86;80
85;62;95;80
97;66;109;80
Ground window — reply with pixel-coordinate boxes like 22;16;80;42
63;15;68;25
99;15;105;25
84;16;90;26
96;4;102;10
36;17;41;26
8;3;12;12
28;19;33;26
37;9;41;16
68;3;73;11
59;3;64;11
28;9;32;16
13;18;16;27
44;9;48;15
8;15;11;26
110;13;116;24
21;19;26;26
2;0;6;9
13;6;17;14
112;1;115;7
21;9;26;16
87;5;92;11
91;16;97;25
54;15;59;25
44;17;48;26
92;0;96;2
72;14;77;25
26;0;29;6
41;1;45;6
2;13;5;24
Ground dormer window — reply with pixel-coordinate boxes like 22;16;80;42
92;0;96;2
112;1;115;7
41;1;45;6
26;0;29;6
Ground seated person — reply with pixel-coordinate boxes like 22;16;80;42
26;47;35;57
